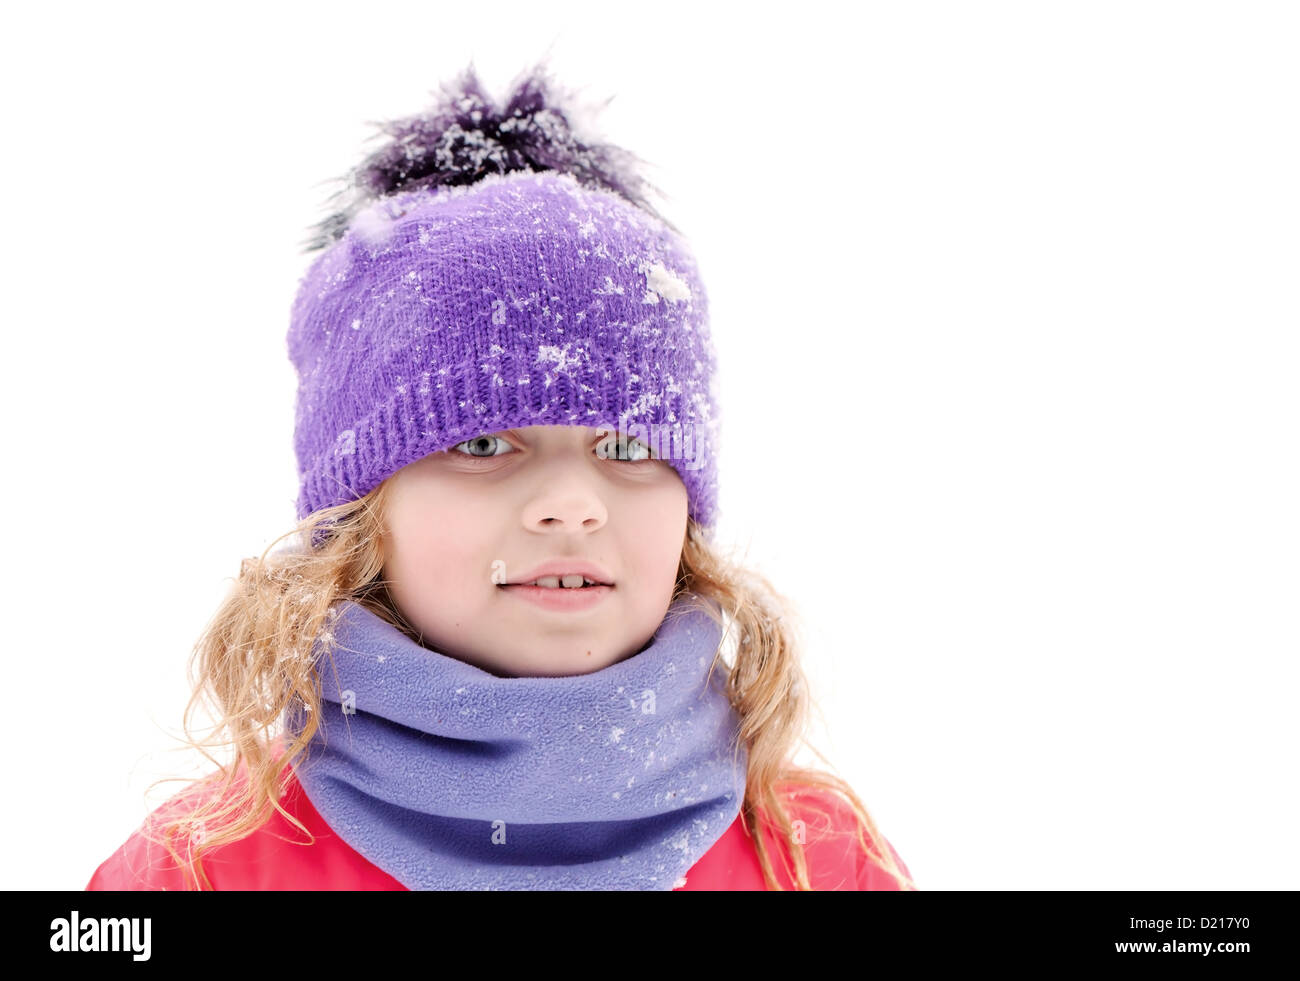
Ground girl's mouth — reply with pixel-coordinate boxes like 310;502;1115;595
508;574;608;589
498;581;614;612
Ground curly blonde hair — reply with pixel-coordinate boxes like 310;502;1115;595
142;478;915;891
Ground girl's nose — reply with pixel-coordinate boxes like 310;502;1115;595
521;485;608;533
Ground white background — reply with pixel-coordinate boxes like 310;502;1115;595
2;1;1295;890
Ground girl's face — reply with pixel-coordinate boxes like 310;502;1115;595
379;425;689;678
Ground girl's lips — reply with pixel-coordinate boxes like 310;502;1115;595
499;583;614;612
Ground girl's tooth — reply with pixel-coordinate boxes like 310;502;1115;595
524;575;595;589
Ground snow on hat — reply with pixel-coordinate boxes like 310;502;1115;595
287;61;720;533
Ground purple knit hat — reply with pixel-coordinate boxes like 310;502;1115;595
287;63;719;533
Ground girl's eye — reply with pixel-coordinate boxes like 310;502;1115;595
451;435;516;458
596;435;655;463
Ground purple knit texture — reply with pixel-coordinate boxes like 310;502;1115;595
287;168;719;529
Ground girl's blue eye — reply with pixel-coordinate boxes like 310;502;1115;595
452;435;516;458
596;435;655;462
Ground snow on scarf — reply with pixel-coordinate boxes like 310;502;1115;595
284;594;748;890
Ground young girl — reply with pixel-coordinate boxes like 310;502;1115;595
86;61;916;891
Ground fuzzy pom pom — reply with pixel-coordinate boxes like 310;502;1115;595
301;59;677;253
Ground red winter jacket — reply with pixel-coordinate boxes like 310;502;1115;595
86;759;912;891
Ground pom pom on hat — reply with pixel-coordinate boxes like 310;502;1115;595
301;59;679;254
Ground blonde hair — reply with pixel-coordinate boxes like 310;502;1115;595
144;478;916;891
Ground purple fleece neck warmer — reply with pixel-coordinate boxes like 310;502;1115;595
283;594;748;890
